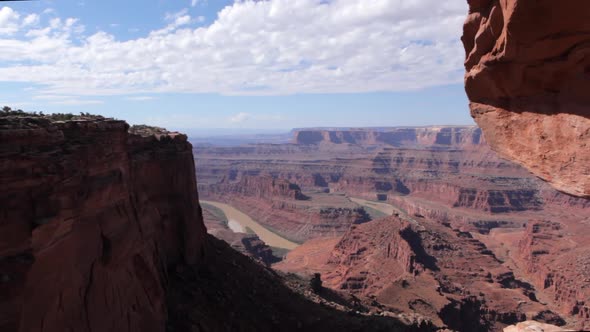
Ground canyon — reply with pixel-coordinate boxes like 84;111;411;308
0;1;588;331
0;116;428;332
195;126;590;331
2;117;585;332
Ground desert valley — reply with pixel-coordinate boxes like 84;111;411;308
1;0;589;331
194;126;590;331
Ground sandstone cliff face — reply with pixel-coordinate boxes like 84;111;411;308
463;0;590;198
324;218;420;292
0;118;206;332
517;221;590;329
209;175;309;201
279;215;554;331
294;126;484;148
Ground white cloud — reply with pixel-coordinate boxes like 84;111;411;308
0;1;468;97
50;99;103;106
28;94;102;105
126;96;156;101
32;94;73;100
22;14;39;27
174;15;191;27
229;112;251;123
0;7;20;35
165;9;189;22
191;0;199;7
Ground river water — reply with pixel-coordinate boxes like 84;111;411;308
200;200;299;250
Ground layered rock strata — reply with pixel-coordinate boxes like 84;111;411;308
294;127;484;148
205;175;371;242
198;127;590;330
0;118;206;332
278;215;556;331
463;0;590;198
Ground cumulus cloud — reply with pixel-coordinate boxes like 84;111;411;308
229;112;252;123
0;1;468;97
22;14;39;27
0;7;20;35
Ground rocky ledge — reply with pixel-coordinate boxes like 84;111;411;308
463;0;590;198
0;116;206;332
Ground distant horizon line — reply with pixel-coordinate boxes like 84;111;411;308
178;124;480;138
176;124;478;131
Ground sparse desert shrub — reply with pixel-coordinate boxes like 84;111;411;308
0;106;106;121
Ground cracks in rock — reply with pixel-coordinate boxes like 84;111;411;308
83;260;97;332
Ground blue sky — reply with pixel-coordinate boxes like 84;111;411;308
0;0;472;130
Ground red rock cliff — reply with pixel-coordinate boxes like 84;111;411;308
463;0;590;198
0;118;206;332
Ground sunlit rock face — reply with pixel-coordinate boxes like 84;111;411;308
463;0;590;198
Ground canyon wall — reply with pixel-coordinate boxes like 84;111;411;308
0;117;430;332
279;214;554;331
196;127;588;235
201;204;279;265
205;175;371;242
0;118;206;332
463;2;590;328
198;126;590;330
463;0;590;198
294;126;484;148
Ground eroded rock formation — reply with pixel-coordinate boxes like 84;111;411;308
196;127;588;236
200;127;590;330
204;175;371;242
463;0;590;198
1;117;437;332
277;215;554;331
0;118;206;332
294;127;484;148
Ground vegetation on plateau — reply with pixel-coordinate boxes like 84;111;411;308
1;106;106;121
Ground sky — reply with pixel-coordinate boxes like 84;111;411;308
0;0;472;130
